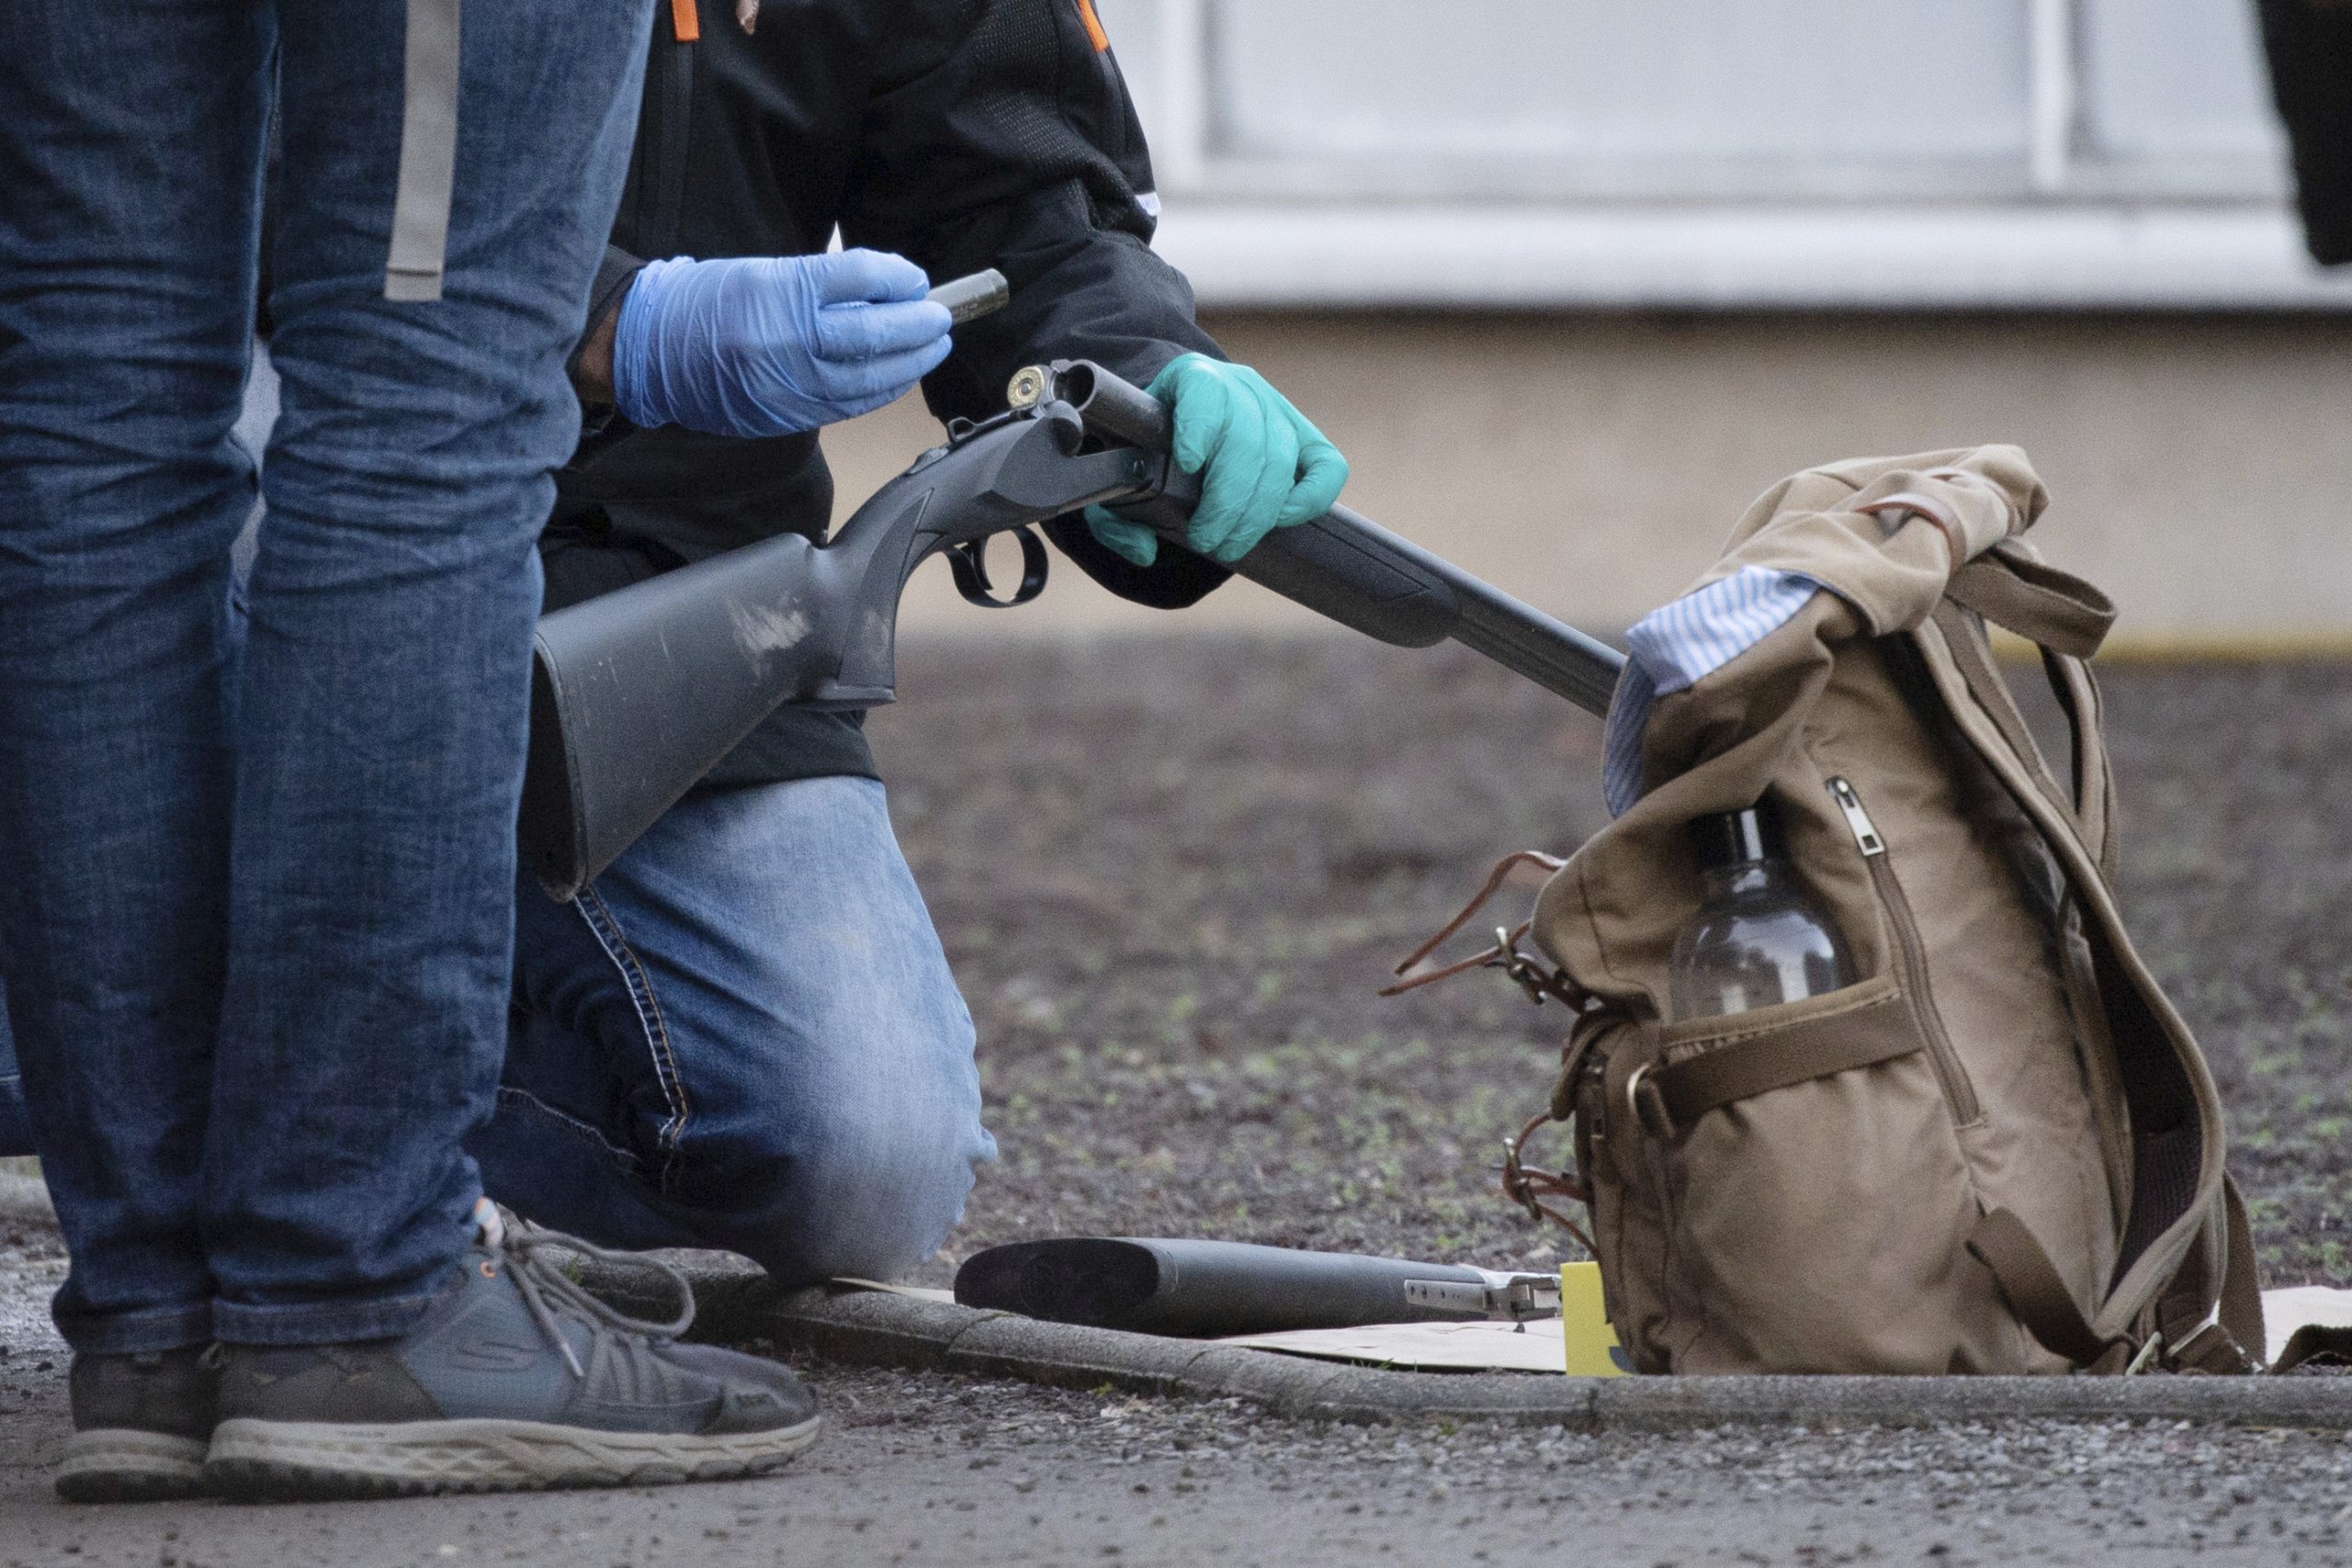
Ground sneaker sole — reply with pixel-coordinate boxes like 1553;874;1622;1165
57;1429;211;1504
202;1413;820;1502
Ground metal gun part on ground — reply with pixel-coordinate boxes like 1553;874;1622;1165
520;358;1627;901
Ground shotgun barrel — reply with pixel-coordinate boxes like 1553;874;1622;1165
1034;360;1624;715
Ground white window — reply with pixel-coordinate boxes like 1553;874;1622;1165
1094;0;2350;308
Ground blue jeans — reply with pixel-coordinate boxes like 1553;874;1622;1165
0;777;997;1285
483;776;996;1285
0;1;650;1353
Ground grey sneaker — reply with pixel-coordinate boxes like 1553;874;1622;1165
203;1203;819;1501
56;1344;220;1503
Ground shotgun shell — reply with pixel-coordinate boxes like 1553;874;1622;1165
928;267;1012;326
1006;364;1050;411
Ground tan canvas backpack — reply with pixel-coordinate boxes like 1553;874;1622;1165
1396;447;2266;1375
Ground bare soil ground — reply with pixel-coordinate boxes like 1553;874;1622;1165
873;637;2352;1291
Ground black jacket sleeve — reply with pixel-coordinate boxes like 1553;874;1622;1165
566;243;648;415
2257;0;2352;266
838;0;1229;608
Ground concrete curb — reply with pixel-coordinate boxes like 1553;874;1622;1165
627;1268;2352;1432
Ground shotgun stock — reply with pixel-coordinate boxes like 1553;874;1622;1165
522;360;1624;899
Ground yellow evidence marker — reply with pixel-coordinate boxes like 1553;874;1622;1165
1560;1261;1632;1377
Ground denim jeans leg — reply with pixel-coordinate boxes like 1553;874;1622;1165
481;777;998;1284
0;0;274;1354
0;996;30;1157
200;0;653;1347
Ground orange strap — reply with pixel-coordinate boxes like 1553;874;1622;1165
671;0;700;43
1074;0;1110;51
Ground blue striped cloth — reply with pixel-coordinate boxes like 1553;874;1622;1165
1602;566;1823;815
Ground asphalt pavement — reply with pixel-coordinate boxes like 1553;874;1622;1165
6;1227;2350;1568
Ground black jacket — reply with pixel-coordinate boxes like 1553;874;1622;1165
2257;0;2352;266
551;0;1230;784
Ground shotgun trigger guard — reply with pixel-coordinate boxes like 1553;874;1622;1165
946;525;1049;609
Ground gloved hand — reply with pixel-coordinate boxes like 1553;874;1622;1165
1083;353;1348;568
612;250;954;438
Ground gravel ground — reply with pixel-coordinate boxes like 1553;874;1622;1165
872;638;2352;1291
3;640;2349;1564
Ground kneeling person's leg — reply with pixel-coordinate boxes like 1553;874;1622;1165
492;774;994;1283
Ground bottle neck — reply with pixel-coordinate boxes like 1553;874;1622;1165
1700;859;1777;898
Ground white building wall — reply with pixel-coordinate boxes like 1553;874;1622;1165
1090;0;2352;310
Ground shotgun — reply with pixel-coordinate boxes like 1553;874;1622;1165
521;359;1625;899
953;1236;1561;1337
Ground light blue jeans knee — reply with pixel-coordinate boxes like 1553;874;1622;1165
475;774;996;1285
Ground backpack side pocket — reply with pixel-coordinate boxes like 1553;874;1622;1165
1633;975;2041;1372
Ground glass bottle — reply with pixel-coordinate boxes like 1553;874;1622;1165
1668;796;1854;1021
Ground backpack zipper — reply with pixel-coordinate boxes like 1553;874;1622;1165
1826;776;1980;1124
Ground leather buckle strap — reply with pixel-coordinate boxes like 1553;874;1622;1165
1382;851;1577;1004
1499;1108;1596;1254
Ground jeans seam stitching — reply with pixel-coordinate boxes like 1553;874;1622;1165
493;1085;646;1175
572;886;691;1193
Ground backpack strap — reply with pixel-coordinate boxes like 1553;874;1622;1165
1967;1209;2121;1368
2212;1175;2267;1370
1930;558;2121;880
2040;649;2120;880
1642;977;1920;1134
1930;603;2096;853
1917;604;2242;1374
2154;1174;2267;1374
1969;1190;2265;1374
1947;547;2116;660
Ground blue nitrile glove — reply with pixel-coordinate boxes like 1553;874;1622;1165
1083;353;1349;568
612;250;954;438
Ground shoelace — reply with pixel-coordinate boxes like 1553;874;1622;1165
478;1201;695;1381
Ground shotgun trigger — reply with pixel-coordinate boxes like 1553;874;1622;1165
946;525;1050;608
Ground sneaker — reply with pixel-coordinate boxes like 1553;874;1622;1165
203;1203;818;1501
56;1344;220;1504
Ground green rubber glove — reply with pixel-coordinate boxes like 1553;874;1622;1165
1083;353;1349;569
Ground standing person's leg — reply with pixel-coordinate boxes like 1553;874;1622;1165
484;776;996;1282
199;0;647;1346
0;0;272;1499
198;3;823;1502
